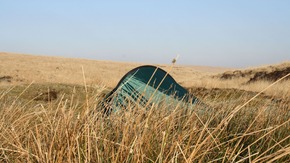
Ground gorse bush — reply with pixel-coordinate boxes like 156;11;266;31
0;83;289;162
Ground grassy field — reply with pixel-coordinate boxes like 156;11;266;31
0;52;289;162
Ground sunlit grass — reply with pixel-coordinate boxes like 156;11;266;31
0;79;289;162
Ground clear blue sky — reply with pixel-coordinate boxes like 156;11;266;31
1;1;289;68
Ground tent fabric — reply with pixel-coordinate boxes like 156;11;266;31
104;65;198;113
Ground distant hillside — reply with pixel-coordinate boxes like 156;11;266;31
0;52;231;88
215;62;290;83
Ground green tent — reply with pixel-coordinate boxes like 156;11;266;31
103;65;198;113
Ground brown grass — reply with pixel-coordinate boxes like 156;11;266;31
0;52;231;88
0;52;289;162
1;81;289;162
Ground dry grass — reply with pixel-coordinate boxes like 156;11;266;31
209;62;290;97
0;52;231;88
190;78;290;99
0;52;289;162
0;80;289;162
